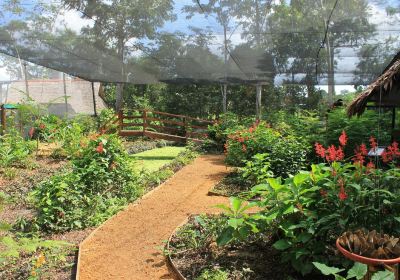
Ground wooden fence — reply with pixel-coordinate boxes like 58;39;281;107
116;109;215;143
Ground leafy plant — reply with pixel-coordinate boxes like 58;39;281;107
216;133;400;276
195;268;229;280
32;134;143;231
313;262;394;280
0;128;35;169
224;120;307;178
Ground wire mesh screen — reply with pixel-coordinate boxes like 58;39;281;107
0;53;105;117
0;0;399;86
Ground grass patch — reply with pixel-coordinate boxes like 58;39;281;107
131;146;187;172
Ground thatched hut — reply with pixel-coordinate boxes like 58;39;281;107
348;52;400;118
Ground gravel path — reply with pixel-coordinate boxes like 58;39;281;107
77;155;230;280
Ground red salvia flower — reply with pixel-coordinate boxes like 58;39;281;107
339;130;348;146
338;178;348;201
326;145;338;162
366;161;375;174
360;143;368;156
96;142;104;154
314;142;326;158
336;146;344;161
29;127;35;138
249;127;254;133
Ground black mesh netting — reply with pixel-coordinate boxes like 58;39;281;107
0;0;399;86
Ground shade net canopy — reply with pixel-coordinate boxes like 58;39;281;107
0;0;399;86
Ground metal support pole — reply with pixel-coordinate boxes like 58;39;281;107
222;84;227;113
63;73;68;118
256;84;262;120
91;82;97;117
23;62;29;98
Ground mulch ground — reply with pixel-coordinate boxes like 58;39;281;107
77;155;231;280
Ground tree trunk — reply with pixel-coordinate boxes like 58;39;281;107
115;83;124;111
256;84;262;120
222;24;228;113
221;84;227;113
326;33;335;105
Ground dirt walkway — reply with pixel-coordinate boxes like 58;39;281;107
77;155;230;280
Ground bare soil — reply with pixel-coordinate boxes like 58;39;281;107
77;155;231;280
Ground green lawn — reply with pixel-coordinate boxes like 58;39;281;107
131;146;186;172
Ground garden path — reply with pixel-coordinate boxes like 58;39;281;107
77;154;230;280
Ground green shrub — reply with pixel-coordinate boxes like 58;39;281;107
32;134;142;232
217;134;400;276
0;129;35;168
326;108;392;155
225;121;307;178
207;112;254;150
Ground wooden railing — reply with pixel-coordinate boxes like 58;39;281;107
116;109;215;143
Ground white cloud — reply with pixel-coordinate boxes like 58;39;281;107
55;9;93;33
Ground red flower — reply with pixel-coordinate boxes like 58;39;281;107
39;123;46;130
336;146;344;161
314;142;326;158
242;144;247;152
339;130;348;146
353;145;365;165
238;137;244;143
29;127;35;138
96;142;104;154
320;189;328;197
249;127;254;133
369;136;377;150
366;161;375;174
339;189;348;201
360;143;368;156
338;178;347;201
326;145;343;162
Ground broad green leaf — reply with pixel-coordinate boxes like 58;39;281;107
293;173;309;187
346;262;367;280
371;270;394;280
313;262;344;276
230;197;242;213
267;178;282;191
216;227;234;246
297;232;312;243
273;239;291;250
228;218;244;229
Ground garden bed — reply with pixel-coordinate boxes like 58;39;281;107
208;170;251;197
167;215;325;280
0;139;197;279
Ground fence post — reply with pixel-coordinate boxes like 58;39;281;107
184;117;189;142
0;105;5;135
118;110;123;134
142;110;147;137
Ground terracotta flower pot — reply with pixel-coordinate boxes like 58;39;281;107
336;239;400;265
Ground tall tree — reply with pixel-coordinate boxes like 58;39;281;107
183;0;239;113
63;0;175;110
268;0;375;104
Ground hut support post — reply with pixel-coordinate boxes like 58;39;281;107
63;73;68;118
91;82;97;117
256;84;262;120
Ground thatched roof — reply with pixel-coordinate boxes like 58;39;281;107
347;51;400;117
